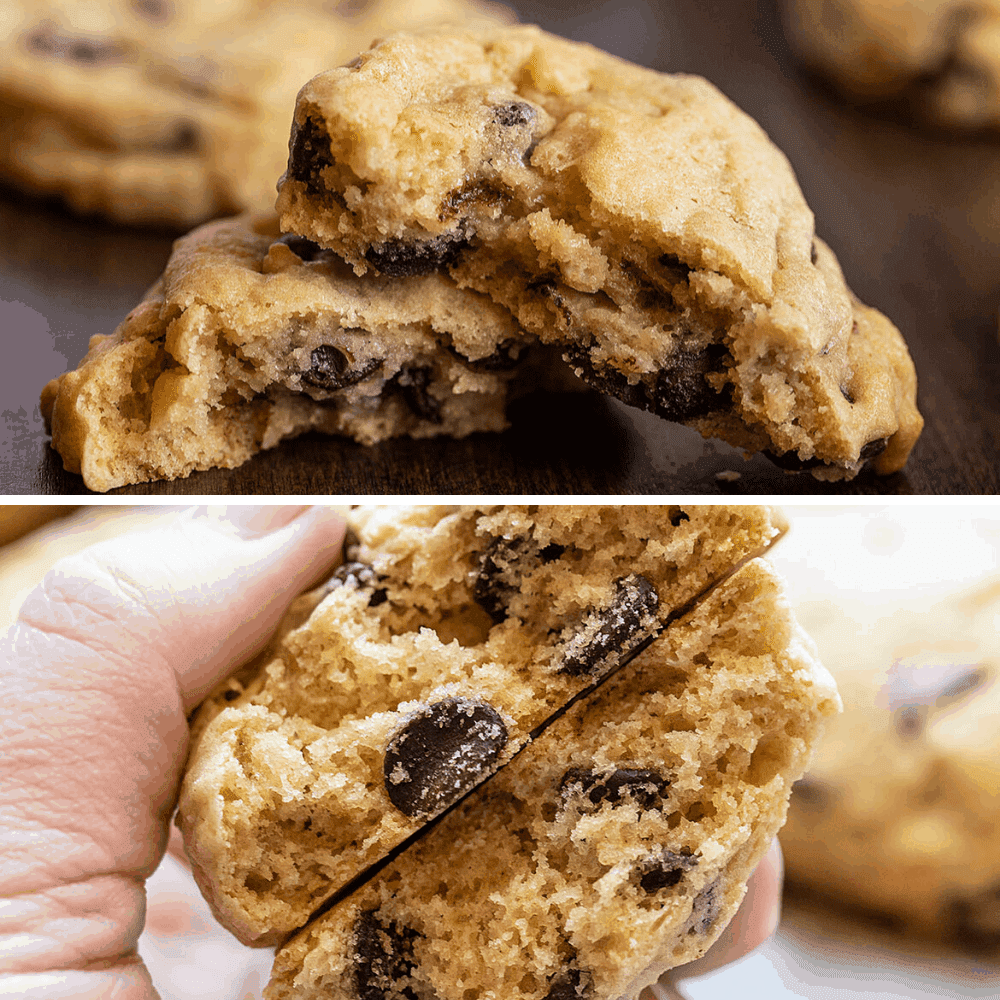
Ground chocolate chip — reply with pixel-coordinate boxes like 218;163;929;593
275;234;324;262
287;116;334;199
131;0;173;21
811;241;819;265
317;561;381;599
473;537;524;624
947;883;1000;950
840;384;856;404
493;101;537;128
222;688;241;702
687;879;722;935
364;230;472;277
390;366;441;423
669;510;690;527
765;436;889;472
25;24;128;64
559;767;669;812
302;346;383;391
556;574;660;678
354;908;421;1000
894;704;925;739
565;343;730;423
383;698;508;818
544;968;590;1000
638;850;698;893
445;339;526;372
658;253;692;284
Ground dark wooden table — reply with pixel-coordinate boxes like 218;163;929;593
2;0;998;494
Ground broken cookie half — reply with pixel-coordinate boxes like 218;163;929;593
264;553;838;1000
177;505;788;948
276;24;923;479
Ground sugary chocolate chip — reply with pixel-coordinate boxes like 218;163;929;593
354;908;421;1000
559;767;669;812
947;883;1000;950
275;233;324;262
25;24;128;64
493;101;537;128
287;115;334;198
474;536;524;624
302;346;383;391
638;850;698;893
556;574;660;678
317;560;383;601
364;231;472;277
840;384;856;405
544;968;590;1000
390;366;442;423
687;879;722;935
564;343;730;423
383;698;508;818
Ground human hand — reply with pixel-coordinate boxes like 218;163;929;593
0;506;346;999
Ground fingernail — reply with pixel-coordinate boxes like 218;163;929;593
204;505;313;539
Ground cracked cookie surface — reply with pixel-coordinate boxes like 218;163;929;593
40;211;545;491
783;576;1000;946
177;504;788;947
783;0;1000;129
265;557;839;1000
275;24;922;479
0;0;511;226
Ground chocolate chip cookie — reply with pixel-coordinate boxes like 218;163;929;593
264;556;839;1000
782;576;1000;946
178;504;788;947
0;0;512;226
40;211;545;492
783;0;1000;129
275;25;923;479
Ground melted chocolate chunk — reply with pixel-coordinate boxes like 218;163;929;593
948;883;1000;950
25;24;128;64
389;366;441;423
365;231;472;277
383;698;508;818
287;115;334;198
544;968;590;1000
559;767;669;812
565;343;730;423
765;436;889;472
638;850;698;893
354;909;421;1000
474;536;525;624
275;233;324;262
556;574;660;678
687;879;722;935
317;561;386;606
445;338;526;372
302;346;383;391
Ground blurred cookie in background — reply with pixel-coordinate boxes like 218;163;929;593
0;0;512;227
779;555;1000;948
782;0;1000;130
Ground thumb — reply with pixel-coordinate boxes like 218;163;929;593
0;505;344;995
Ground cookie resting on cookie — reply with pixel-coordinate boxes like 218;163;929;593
782;0;1000;130
263;557;838;1000
783;575;1000;947
178;504;788;946
40;212;546;492
276;24;923;480
0;0;511;226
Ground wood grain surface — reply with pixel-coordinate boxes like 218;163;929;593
2;0;998;495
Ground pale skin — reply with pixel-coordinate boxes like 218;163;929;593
0;505;782;1000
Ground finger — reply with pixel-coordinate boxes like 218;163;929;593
661;838;784;986
0;505;344;994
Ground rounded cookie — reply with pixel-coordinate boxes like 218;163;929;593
782;575;1000;946
265;558;839;1000
177;504;788;946
276;24;922;479
782;0;1000;130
